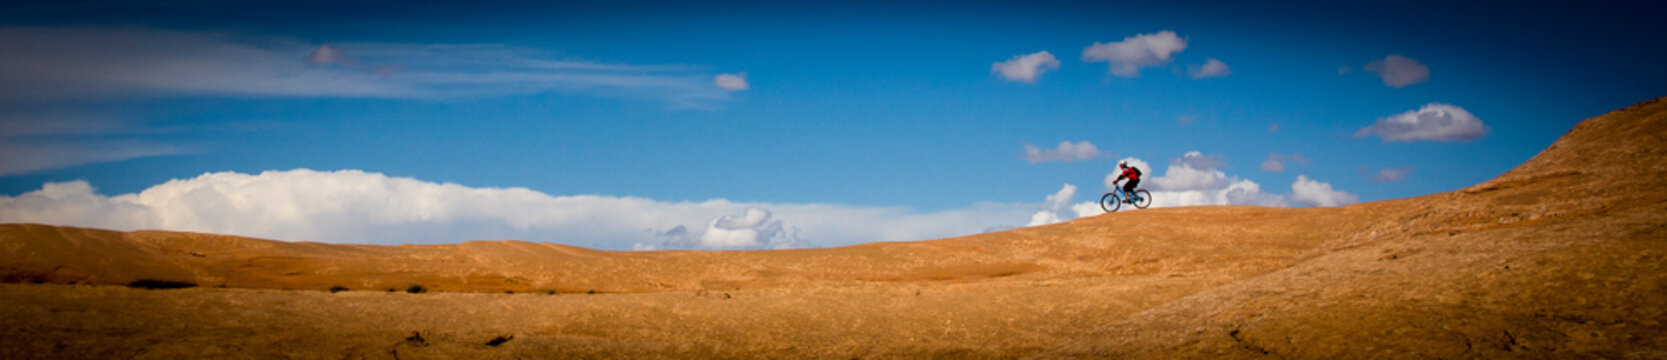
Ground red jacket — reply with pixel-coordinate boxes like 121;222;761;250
1118;167;1140;181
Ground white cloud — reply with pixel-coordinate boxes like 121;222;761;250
0;140;189;176
1023;141;1107;164
307;44;344;65
1041;184;1077;213
714;72;749;91
1092;153;1360;209
0;113;200;175
1187;58;1231;79
1259;152;1310;173
1082;31;1187;77
1026;183;1077;226
698;208;800;249
1291;175;1359;207
1356;103;1488;142
1368;166;1413;182
1260;156;1284;172
1363;55;1429;88
1143;152;1230;191
1172;151;1226;170
0;114;166;138
0;169;1041;250
1103;154;1290;208
0;26;728;107
1148;163;1231;191
1026;211;1063;227
1222;179;1290;207
992;51;1061;83
1070;201;1103;219
1103;157;1153;191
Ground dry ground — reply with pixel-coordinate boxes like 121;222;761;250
3;97;1665;359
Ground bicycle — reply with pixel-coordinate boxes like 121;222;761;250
1100;182;1152;212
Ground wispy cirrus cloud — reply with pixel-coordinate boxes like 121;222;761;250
0;140;189;176
0;114;194;176
0;26;734;107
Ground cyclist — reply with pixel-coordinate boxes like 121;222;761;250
1114;161;1143;203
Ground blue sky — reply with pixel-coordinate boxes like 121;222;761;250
1;1;1664;249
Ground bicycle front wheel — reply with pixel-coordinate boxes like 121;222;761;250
1099;192;1122;213
1132;189;1152;209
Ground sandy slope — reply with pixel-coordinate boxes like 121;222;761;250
2;97;1663;359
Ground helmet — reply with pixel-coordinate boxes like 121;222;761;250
1118;161;1128;168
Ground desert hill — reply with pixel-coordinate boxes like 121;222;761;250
2;97;1664;358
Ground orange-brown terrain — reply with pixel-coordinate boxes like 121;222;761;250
3;97;1665;359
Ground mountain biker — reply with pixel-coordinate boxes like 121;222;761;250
1114;161;1142;203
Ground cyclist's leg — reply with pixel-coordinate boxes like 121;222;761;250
1124;179;1140;201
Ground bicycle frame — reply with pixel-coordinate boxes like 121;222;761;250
1112;181;1139;200
1100;181;1151;213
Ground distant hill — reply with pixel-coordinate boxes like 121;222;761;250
2;97;1663;359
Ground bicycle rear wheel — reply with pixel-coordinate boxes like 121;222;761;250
1099;192;1122;212
1132;189;1152;209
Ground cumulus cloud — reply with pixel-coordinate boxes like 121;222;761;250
1187;58;1231;79
1103;157;1153;191
1173;151;1227;170
1070;201;1103;219
1291;175;1359;207
0;26;728;107
1363;55;1429;88
1145;162;1229;191
1367;166;1413;182
1023;141;1108;164
698;208;800;249
1222;180;1290;207
1026;184;1077;226
1143;152;1231;191
1091;153;1359;209
1103;154;1290;208
1356;103;1488;142
992;51;1061;83
1260;152;1311;173
0;169;1041;250
1082;31;1187;77
714;72;749;91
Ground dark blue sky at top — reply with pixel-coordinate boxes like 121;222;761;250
2;0;1664;211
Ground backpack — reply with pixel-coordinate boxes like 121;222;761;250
1131;167;1142;178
